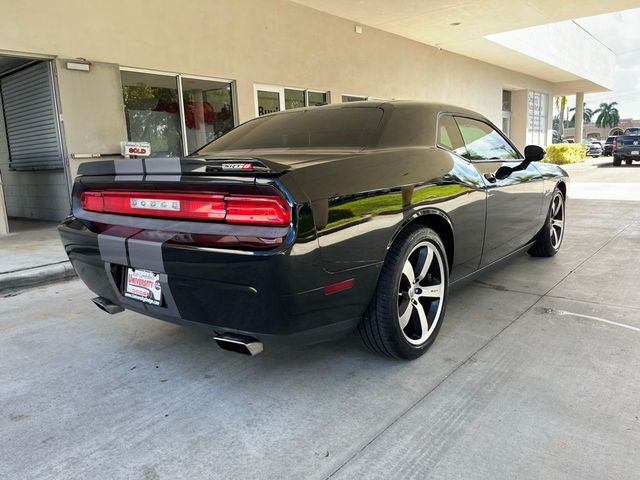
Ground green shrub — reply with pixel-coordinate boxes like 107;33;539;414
543;143;588;165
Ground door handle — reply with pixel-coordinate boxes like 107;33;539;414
484;172;497;183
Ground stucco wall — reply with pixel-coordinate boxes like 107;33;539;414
0;0;554;131
55;60;128;179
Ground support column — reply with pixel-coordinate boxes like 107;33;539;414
0;173;8;235
575;92;584;144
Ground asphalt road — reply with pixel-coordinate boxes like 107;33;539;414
2;160;639;479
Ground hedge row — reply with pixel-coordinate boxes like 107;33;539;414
543;143;588;165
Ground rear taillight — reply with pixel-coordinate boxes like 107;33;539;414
225;196;290;225
80;190;290;225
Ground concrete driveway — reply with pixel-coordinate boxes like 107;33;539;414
1;160;639;480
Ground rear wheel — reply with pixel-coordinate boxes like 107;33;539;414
626;159;633;165
529;189;565;257
613;157;622;166
358;225;449;359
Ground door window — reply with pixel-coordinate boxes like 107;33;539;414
437;115;468;158
454;117;519;161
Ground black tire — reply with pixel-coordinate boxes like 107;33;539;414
529;189;565;258
626;159;633;165
613;157;622;166
358;225;449;360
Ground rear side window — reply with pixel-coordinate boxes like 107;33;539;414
437;115;468;158
454;117;519;161
198;107;383;152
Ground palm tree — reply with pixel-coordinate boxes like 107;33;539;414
555;96;568;136
569;103;594;124
594;102;620;128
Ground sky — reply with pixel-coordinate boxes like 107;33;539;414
569;8;640;119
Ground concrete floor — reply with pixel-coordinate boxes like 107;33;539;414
0;218;67;274
1;164;639;479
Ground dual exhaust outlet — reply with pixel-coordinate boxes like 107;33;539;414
91;296;263;355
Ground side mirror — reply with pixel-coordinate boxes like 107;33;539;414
524;145;545;163
494;145;545;181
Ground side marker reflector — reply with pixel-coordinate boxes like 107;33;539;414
324;278;355;295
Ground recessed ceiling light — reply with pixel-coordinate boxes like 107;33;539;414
450;22;461;26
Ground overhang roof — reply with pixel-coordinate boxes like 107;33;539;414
292;0;637;91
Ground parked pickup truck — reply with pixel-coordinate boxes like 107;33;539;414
613;134;640;166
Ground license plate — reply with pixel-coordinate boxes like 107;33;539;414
124;268;162;306
632;151;639;155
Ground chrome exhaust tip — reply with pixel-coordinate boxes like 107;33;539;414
91;296;124;315
213;334;263;356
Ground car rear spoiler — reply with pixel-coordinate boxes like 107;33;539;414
76;156;289;177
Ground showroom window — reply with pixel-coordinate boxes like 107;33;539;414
342;94;368;102
121;69;236;156
527;91;548;147
255;85;328;116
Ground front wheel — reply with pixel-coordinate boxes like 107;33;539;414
358;225;449;359
626;159;633;165
529;189;565;257
613;157;622;166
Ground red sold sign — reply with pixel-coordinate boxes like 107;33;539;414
128;147;148;155
121;141;151;157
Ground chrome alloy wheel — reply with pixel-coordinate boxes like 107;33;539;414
397;241;445;345
550;192;565;250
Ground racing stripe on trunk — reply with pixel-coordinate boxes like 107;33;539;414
144;157;182;182
114;158;144;182
126;230;180;317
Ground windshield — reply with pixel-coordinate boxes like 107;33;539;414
197;107;383;154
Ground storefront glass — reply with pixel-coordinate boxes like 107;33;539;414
257;90;281;116
342;95;367;102
121;71;183;157
121;70;235;156
256;86;329;116
284;89;305;110
181;78;235;154
527;91;548;147
307;91;327;106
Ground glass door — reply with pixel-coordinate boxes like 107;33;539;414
502;111;511;138
121;70;184;157
180;76;235;154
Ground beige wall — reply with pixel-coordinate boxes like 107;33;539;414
0;0;554;130
55;60;128;179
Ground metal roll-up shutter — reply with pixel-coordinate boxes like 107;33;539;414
1;62;63;170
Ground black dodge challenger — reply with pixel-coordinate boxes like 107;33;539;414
59;101;568;359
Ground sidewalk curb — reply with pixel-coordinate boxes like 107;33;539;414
0;261;77;295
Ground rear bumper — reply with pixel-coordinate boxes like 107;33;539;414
59;217;379;346
614;150;640;160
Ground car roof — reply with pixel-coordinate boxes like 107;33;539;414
303;99;481;118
